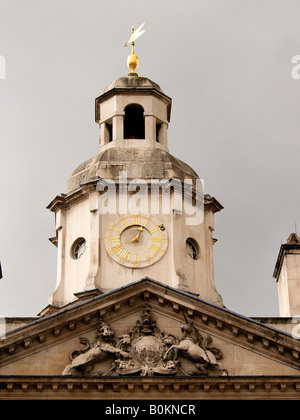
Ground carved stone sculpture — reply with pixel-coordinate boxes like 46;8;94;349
62;321;131;376
113;305;180;376
61;306;228;377
164;321;228;376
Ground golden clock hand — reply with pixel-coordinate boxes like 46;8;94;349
134;226;144;241
123;227;144;244
123;235;139;244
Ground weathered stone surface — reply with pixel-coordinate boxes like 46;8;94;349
66;147;199;195
273;233;300;316
1;279;300;399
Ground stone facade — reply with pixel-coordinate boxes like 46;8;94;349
1;73;300;400
1;279;300;399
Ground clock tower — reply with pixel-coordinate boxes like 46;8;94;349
4;26;300;401
46;72;223;311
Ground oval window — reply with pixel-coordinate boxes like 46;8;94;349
185;238;199;260
72;238;86;260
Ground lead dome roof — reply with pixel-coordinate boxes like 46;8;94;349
66;147;199;195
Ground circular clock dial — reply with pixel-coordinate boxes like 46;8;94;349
104;215;168;268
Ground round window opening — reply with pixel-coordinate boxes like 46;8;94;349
72;238;86;260
185;238;199;260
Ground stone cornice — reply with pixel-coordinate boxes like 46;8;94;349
204;194;224;214
46;180;99;213
46;182;223;214
0;375;300;399
273;243;300;280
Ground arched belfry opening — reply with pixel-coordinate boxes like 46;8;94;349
96;76;172;147
124;104;145;139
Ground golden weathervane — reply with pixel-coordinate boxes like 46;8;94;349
124;22;146;74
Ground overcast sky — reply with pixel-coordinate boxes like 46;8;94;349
1;0;300;317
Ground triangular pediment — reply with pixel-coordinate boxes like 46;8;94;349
1;278;300;399
1;278;300;376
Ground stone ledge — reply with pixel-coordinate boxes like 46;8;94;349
0;375;300;400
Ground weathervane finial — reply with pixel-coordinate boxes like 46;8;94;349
124;22;146;75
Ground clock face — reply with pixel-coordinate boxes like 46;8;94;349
104;215;168;268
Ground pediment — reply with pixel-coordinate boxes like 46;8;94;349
1;278;300;380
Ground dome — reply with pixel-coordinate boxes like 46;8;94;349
66;146;199;195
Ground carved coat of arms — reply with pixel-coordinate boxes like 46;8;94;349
62;305;227;377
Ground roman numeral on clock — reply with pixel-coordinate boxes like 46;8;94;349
132;214;140;225
132;253;141;267
119;250;130;264
149;226;159;233
112;243;123;254
148;243;161;254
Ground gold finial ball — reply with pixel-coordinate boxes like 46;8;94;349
127;52;139;73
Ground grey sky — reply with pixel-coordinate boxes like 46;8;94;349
1;0;300;317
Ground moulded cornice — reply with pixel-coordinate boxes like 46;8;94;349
46;180;99;213
46;181;223;215
1;375;300;399
204;194;224;214
273;242;300;280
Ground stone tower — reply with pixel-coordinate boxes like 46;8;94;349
46;73;223;310
2;31;300;401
